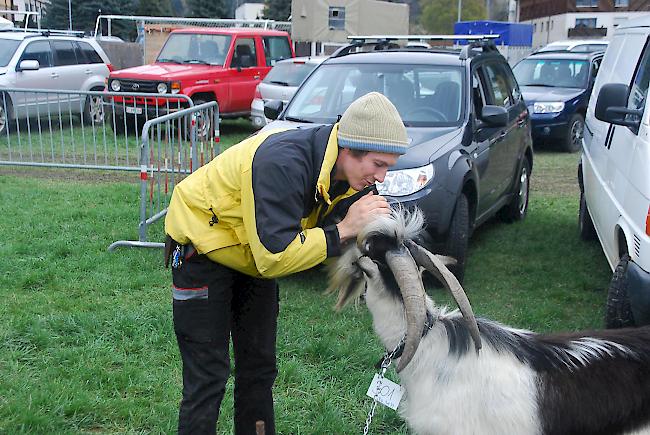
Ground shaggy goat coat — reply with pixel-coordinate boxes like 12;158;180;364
330;211;650;435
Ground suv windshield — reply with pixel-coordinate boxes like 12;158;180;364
285;63;464;126
513;58;589;88
157;33;231;66
264;61;318;86
0;39;21;67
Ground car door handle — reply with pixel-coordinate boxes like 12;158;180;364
253;75;260;80
50;73;59;78
517;119;526;127
499;130;508;139
85;69;93;74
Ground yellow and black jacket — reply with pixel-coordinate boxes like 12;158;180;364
165;123;364;278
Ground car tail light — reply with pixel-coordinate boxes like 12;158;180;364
646;205;650;236
254;86;262;100
293;60;305;64
106;63;115;72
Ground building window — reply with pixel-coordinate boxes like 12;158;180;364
576;0;598;6
534;23;537;33
329;7;345;30
576;18;597;28
615;0;629;6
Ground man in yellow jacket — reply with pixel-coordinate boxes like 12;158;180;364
165;92;409;434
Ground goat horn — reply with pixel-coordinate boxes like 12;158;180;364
385;248;427;372
405;240;482;353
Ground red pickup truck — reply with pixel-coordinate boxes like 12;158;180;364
107;27;294;131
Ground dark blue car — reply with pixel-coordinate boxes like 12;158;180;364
513;51;603;152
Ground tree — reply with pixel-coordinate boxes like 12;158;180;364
419;0;485;34
186;0;228;18
262;0;291;21
137;0;173;18
42;0;137;37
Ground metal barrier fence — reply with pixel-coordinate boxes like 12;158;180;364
108;101;220;250
0;88;195;171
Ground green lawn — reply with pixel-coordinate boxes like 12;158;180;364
0;138;611;433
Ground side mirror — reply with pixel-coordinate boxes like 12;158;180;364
264;100;284;121
479;105;508;127
595;83;643;129
17;60;39;71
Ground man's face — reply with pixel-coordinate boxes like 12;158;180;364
336;149;399;191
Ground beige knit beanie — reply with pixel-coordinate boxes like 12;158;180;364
337;92;409;155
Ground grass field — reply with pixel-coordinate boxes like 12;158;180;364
0;126;612;434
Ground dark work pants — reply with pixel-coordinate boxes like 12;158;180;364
172;253;278;435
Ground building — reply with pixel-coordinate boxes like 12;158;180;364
517;0;650;49
235;3;265;20
291;0;409;55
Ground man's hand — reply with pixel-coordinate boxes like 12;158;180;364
336;192;391;244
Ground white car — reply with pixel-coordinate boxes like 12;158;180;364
579;16;650;327
250;56;327;128
0;30;113;134
537;39;609;54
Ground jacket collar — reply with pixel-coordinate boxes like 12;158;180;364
315;123;344;205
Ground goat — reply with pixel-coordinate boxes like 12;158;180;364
328;209;650;435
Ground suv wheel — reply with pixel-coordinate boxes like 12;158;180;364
499;156;530;222
445;193;469;283
605;254;636;328
0;93;12;135
578;190;597;241
563;114;584;153
83;88;105;125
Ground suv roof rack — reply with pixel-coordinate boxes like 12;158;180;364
331;34;500;59
0;28;86;38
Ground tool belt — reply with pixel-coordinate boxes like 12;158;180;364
164;235;196;268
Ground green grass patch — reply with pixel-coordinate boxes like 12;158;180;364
0;148;611;433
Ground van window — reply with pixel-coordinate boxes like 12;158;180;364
263;36;292;66
627;44;650;115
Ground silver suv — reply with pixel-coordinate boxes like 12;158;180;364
0;30;112;134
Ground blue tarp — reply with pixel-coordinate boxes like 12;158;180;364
454;21;533;47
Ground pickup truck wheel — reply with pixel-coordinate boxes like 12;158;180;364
190;98;211;140
444;193;469;284
107;110;127;135
499;156;530;222
578;190;597;241
563;114;584;153
605;255;636;328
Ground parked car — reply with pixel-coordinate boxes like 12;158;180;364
513;50;604;152
536;39;609;54
107;28;294;133
262;36;534;281
251;56;327;129
579;15;650;328
0;29;113;134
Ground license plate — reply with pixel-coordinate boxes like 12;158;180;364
125;106;143;115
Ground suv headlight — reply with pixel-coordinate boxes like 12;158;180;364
157;82;168;94
376;164;434;197
110;80;120;92
533;102;564;114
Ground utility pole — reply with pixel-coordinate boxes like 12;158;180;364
457;0;462;22
68;0;72;30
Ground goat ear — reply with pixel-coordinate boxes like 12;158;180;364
327;245;367;310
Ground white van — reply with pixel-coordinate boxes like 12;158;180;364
580;15;650;328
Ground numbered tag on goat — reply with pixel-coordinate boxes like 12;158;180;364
366;374;405;410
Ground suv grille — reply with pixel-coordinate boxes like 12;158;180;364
118;80;158;93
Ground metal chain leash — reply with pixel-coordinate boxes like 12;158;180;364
362;336;405;435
